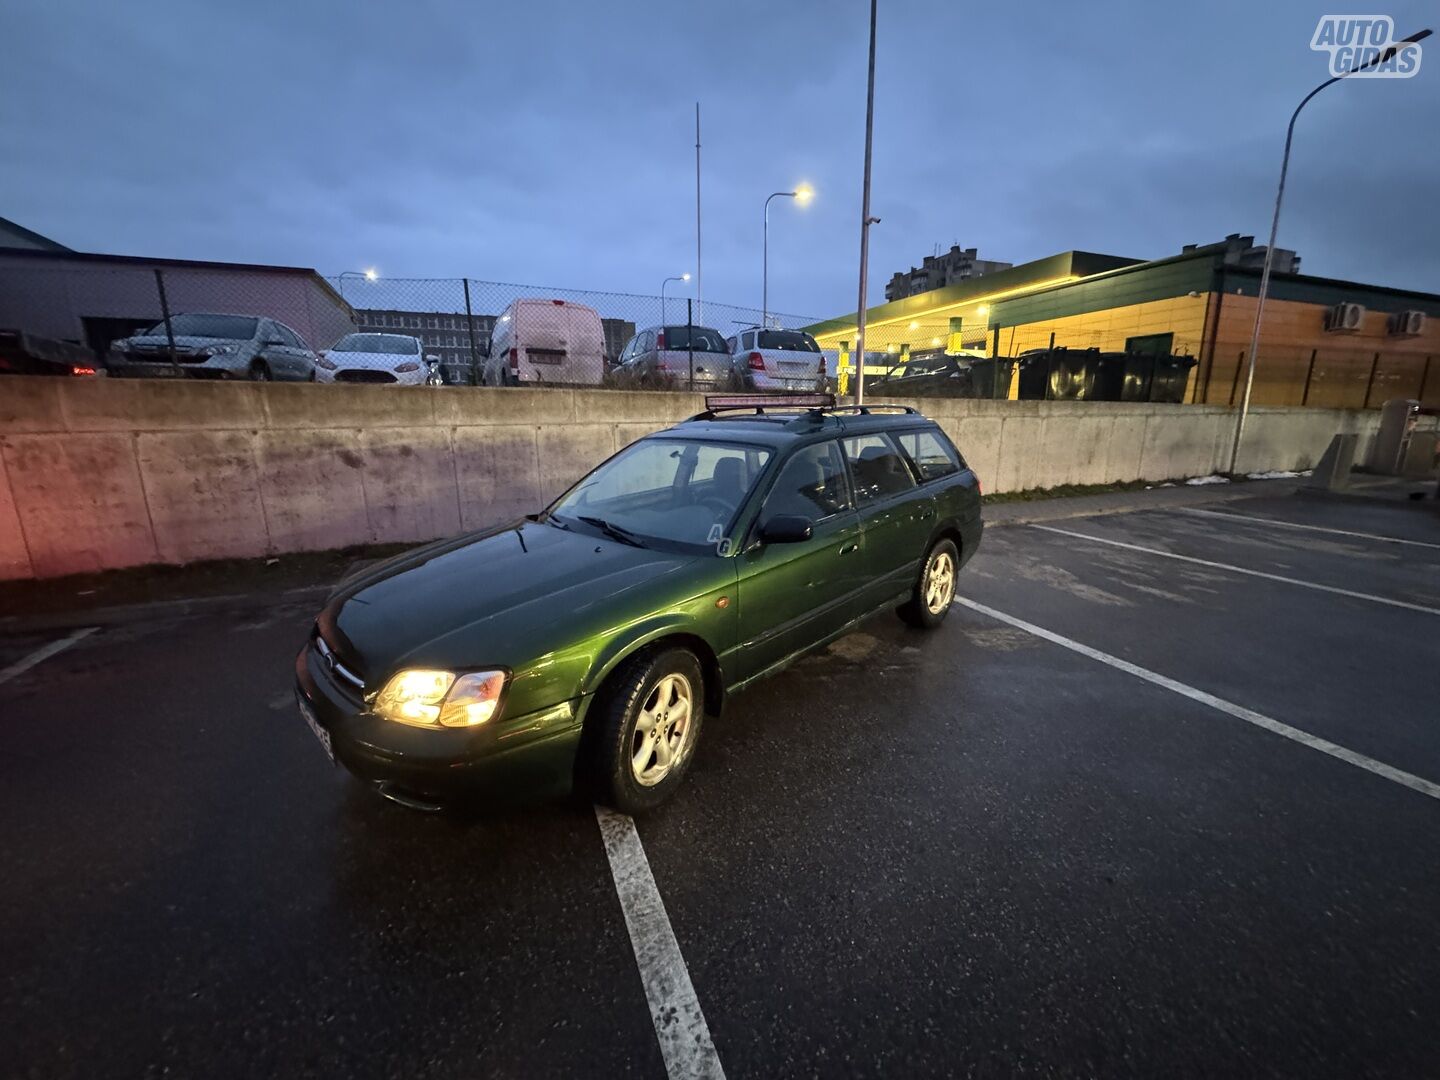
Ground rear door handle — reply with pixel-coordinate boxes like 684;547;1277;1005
838;542;859;556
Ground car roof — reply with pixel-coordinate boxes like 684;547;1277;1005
651;407;940;450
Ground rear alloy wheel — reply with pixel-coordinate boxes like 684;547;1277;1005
590;647;705;813
898;537;959;629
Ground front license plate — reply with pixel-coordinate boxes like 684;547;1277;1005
297;693;335;765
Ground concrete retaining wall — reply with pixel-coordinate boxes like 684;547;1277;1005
0;379;1380;581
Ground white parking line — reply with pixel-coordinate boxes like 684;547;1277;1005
952;596;1440;801
0;627;98;686
1175;506;1440;551
595;806;726;1080
1031;525;1440;616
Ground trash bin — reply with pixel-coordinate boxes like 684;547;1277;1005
1149;354;1197;403
965;356;1017;399
1015;348;1097;400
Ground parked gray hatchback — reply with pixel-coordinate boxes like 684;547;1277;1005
613;324;733;389
107;313;317;381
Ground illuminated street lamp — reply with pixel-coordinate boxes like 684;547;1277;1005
763;185;814;329
661;273;690;324
1228;27;1431;474
338;268;378;304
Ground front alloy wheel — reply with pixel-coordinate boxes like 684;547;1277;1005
590;647;706;813
631;673;694;786
898;537;959;629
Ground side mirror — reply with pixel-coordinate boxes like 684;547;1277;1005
425;354;440;362
758;515;813;544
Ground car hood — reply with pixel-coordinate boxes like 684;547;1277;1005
323;520;693;681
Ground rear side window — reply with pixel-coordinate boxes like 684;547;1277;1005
761;441;852;522
662;327;728;353
895;429;963;481
841;434;916;504
757;330;820;352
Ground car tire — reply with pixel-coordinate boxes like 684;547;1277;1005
249;361;273;382
589;647;706;814
898;537;959;629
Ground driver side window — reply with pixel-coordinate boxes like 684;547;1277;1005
761;441;852;523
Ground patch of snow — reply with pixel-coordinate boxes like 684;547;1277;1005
1246;469;1302;480
1185;475;1231;486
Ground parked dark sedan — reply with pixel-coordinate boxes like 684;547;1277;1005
295;398;983;813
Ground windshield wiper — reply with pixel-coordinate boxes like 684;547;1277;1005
576;515;647;548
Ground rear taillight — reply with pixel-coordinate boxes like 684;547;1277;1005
509;347;519;373
748;351;765;371
656;332;666;350
975;475;983;496
71;365;97;377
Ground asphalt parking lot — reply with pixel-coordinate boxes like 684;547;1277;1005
2;492;1438;1079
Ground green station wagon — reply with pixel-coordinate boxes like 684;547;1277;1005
294;398;983;813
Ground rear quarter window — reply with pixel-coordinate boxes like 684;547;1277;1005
895;428;964;481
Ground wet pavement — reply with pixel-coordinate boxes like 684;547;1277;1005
2;493;1438;1078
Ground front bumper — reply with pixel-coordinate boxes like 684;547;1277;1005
317;367;426;386
293;643;586;803
108;355;245;379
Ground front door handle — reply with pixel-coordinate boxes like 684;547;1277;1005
838;542;859;556
916;507;935;521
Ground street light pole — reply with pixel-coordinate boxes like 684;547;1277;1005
661;274;689;325
1227;27;1430;474
763;192;794;331
763;186;813;330
854;0;878;406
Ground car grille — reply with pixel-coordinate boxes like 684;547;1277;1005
335;369;397;383
312;629;365;693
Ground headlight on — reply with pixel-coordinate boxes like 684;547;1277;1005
373;669;506;728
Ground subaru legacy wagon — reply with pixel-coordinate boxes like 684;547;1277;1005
295;397;982;813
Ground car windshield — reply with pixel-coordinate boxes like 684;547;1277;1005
757;330;820;352
550;437;772;549
662;327;729;353
333;334;419;355
144;314;258;340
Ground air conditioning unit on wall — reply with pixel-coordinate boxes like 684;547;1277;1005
1324;302;1365;333
1386;310;1426;337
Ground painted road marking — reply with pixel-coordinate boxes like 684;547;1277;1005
595;806;725;1080
0;627;98;687
1031;524;1440;616
1176;506;1440;551
953;596;1440;801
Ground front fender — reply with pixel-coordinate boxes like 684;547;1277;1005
581;613;726;699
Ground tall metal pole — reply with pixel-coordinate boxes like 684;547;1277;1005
763;191;795;331
854;0;878;405
1227;27;1431;474
662;275;685;326
695;102;703;326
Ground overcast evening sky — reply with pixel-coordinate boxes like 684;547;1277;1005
3;0;1437;319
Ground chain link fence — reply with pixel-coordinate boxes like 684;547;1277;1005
0;260;818;389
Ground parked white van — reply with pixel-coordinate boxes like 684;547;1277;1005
480;299;605;386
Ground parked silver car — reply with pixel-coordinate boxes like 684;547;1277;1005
724;327;828;391
613;324;732;389
107;313;317;381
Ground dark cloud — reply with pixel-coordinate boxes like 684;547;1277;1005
2;0;1436;320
